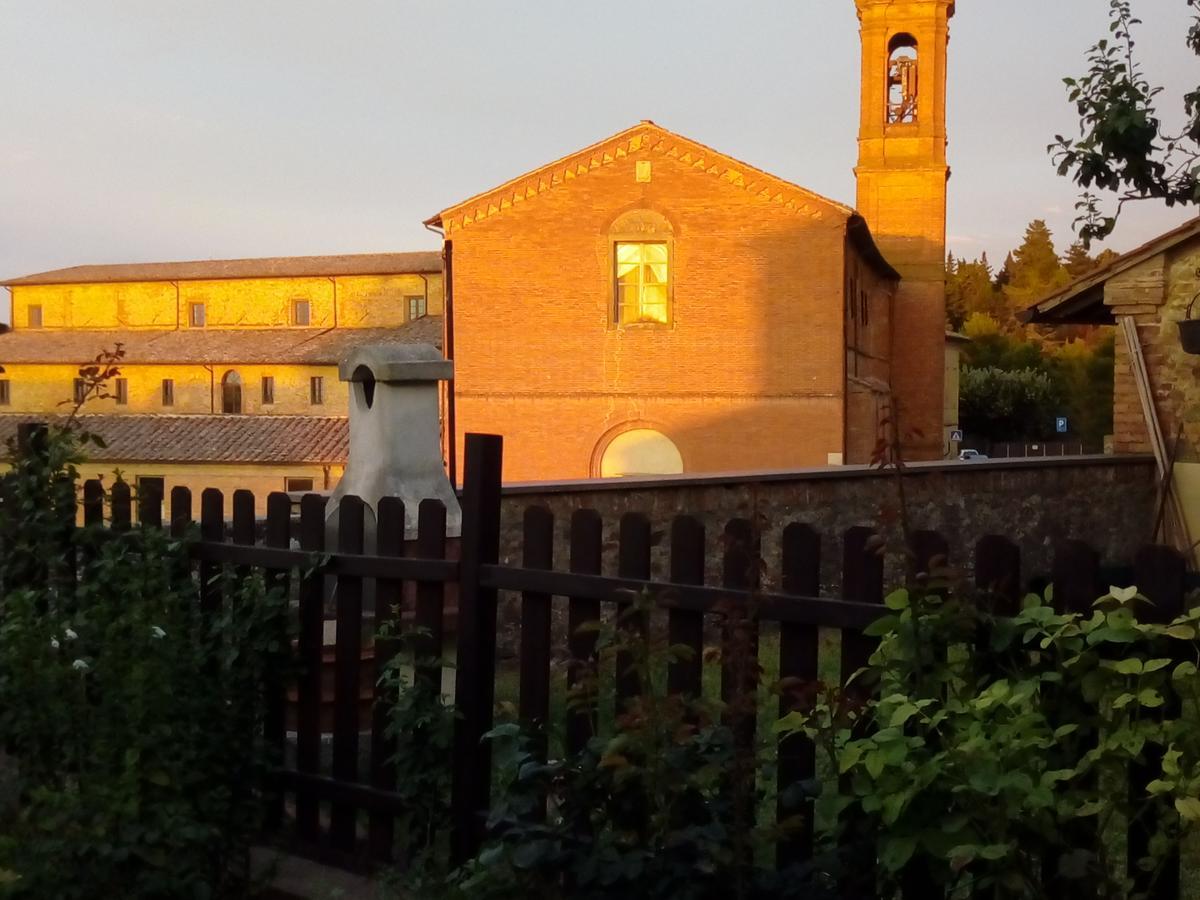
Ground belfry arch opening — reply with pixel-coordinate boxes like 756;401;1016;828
598;428;683;478
887;33;919;125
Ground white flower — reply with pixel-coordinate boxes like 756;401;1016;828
64;628;78;642
72;659;89;672
150;626;166;640
50;637;60;650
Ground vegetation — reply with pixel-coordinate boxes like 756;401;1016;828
0;421;291;898
1051;0;1200;244
947;220;1116;447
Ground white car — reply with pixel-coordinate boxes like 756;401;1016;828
958;449;989;461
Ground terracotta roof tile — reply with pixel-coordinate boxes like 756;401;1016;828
0;318;442;365
3;250;442;286
0;414;348;464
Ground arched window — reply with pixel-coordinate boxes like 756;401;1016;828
221;370;243;415
599;428;683;478
887;33;918;125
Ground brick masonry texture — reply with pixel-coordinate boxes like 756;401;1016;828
495;456;1157;597
443;123;897;482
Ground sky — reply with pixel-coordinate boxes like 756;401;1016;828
0;0;1196;323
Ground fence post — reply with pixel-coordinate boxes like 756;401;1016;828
667;516;705;699
451;433;503;865
330;494;366;853
263;491;291;833
1129;544;1185;899
617;512;652;704
974;535;1021;616
519;505;554;760
294;493;327;843
566;509;603;757
778;522;820;867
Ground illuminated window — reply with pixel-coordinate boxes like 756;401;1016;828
115;377;128;405
189;303;206;327
27;305;43;328
261;376;275;405
285;477;315;493
615;242;669;325
408;296;427;320
0;380;9;406
73;378;86;404
599;428;683;477
310;376;324;406
161;379;174;407
292;299;310;326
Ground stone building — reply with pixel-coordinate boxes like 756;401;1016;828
0;253;442;506
428;0;954;482
1022;216;1200;543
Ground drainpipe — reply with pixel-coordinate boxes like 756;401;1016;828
203;364;215;413
326;277;338;328
172;281;180;330
424;220;454;485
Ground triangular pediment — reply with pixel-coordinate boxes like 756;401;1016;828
425;121;855;235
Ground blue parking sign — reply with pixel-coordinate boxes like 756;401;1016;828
1056;417;1068;434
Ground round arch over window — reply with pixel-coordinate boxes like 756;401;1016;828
221;370;243;415
887;33;919;125
598;428;683;478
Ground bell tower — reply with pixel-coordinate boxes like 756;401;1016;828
855;0;954;459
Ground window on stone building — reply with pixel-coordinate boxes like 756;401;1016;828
261;375;275;405
73;378;86;404
614;242;669;325
285;477;315;493
0;380;9;406
27;305;43;328
310;376;324;406
887;34;919;125
407;296;427;320
161;379;175;407
115;377;128;405
189;302;206;328
292;300;310;326
221;371;242;415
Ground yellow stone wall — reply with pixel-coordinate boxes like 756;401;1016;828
74;463;342;516
9;273;443;330
0;363;345;415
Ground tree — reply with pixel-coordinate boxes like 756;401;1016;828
1051;0;1200;244
960;366;1061;443
1062;240;1096;278
1001;220;1071;318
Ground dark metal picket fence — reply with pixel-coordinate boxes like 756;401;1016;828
51;433;1195;896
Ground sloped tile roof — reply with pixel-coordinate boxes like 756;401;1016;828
3;251;442;286
0;414;348;464
0;318;442;365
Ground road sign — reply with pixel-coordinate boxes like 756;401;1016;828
950;429;963;442
1056;417;1068;434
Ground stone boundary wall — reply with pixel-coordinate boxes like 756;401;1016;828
496;456;1158;595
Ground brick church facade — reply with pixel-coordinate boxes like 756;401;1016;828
429;0;953;482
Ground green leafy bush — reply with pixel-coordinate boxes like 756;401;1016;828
789;582;1200;898
0;424;290;899
444;600;835;900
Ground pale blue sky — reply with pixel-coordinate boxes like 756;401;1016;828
1;0;1196;321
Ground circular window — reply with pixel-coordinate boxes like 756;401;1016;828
599;429;683;478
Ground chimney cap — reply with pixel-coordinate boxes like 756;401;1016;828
338;342;453;383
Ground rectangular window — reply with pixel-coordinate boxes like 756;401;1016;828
161;378;175;407
73;378;86;404
407;296;427;320
261;375;275;405
115;377;128;405
285;477;315;493
309;376;324;406
0;380;9;406
27;305;43;328
614;242;669;325
188;302;206;327
292;299;311;326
